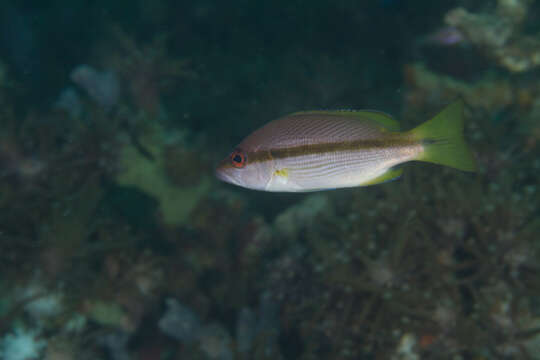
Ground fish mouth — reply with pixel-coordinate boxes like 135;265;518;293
215;167;235;185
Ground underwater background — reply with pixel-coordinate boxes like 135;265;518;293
0;0;539;359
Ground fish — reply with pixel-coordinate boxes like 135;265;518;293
420;27;465;47
215;100;476;192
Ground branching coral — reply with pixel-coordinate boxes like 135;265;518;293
108;28;195;117
403;63;514;112
445;0;540;73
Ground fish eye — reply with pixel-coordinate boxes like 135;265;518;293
230;149;247;168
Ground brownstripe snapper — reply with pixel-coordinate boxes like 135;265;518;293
216;100;476;192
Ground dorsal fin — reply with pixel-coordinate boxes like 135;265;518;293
291;110;400;131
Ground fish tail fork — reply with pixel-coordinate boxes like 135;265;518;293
409;99;477;172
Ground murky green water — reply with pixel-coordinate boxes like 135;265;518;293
0;1;539;359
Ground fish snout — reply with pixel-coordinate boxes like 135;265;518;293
215;165;229;181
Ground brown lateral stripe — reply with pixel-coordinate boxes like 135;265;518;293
246;135;418;164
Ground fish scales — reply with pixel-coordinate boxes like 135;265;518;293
269;144;420;191
241;113;386;152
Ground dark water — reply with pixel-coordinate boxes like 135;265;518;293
0;1;539;359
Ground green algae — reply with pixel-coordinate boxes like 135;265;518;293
115;123;210;226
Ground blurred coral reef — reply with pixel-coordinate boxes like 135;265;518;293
445;0;540;73
0;1;539;360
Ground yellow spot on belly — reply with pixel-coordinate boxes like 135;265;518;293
274;168;289;178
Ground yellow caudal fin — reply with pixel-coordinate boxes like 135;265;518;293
410;100;477;172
